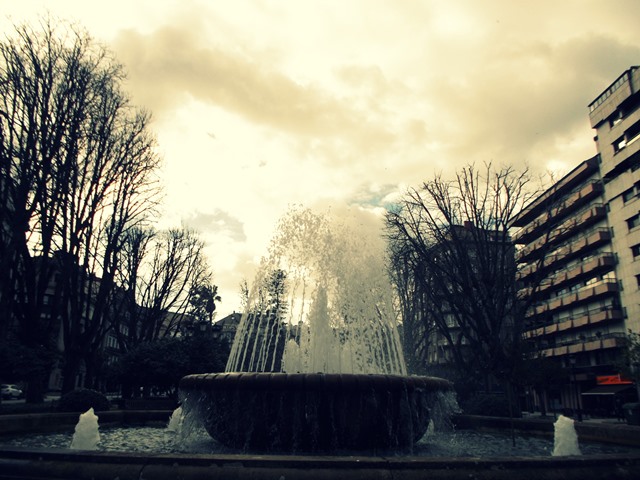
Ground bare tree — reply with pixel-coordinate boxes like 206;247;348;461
387;240;437;375
0;19;161;396
114;227;213;350
385;164;542;390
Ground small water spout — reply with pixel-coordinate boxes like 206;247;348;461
167;406;183;433
552;414;581;456
70;408;100;450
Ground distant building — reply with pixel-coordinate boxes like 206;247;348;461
212;312;242;344
425;223;514;368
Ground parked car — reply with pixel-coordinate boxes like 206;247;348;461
1;384;24;399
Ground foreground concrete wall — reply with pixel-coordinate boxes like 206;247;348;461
1;448;640;480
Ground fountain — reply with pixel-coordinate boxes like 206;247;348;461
69;409;100;451
179;207;453;452
552;415;581;456
2;208;640;478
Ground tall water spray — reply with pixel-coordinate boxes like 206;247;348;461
226;207;406;375
180;207;452;452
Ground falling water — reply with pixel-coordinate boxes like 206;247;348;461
552;415;581;456
70;408;100;450
226;207;406;375
167;406;183;433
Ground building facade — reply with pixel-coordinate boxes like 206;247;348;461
512;67;640;416
590;66;640;335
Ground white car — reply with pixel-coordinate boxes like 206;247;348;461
1;384;24;399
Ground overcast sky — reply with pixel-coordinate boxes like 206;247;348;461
3;1;640;318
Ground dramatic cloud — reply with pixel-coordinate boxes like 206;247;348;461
184;210;247;243
4;0;640;315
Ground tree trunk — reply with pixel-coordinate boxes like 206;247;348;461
24;373;48;404
540;388;548;416
61;355;82;394
506;381;516;447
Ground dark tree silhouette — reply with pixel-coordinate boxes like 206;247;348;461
0;18;161;397
113;227;213;350
385;164;541;390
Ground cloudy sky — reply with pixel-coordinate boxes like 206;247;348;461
2;1;640;317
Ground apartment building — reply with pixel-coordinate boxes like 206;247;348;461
590;66;640;335
512;67;640;416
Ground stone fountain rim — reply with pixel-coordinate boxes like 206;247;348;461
179;372;454;393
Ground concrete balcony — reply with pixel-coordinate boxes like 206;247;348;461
516;205;607;264
535;252;616;294
525;279;619;318
513;181;603;244
518;228;612;280
525;307;623;340
539;333;626;358
511;157;599;227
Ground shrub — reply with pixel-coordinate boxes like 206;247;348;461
57;388;111;413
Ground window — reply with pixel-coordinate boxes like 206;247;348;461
626;120;640;147
614;136;627;153
627;214;640;230
610;110;623;127
623;187;635;203
636;275;640;288
632;244;640;258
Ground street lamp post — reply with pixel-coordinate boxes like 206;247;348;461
569;355;583;421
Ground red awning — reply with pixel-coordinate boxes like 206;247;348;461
581;385;635;396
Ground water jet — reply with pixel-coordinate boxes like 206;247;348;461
180;208;453;452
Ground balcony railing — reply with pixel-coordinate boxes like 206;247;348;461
511;157;599;227
518;227;612;280
525;306;623;339
534;252;616;294
526;278;619;318
513;180;603;244
538;332;626;358
516;204;607;263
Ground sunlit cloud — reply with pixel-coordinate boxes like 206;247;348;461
3;0;640;316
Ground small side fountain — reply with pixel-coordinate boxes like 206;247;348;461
552;415;581;456
180;208;453;452
69;408;100;450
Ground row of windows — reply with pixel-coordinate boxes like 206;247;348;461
551;272;617;298
552;301;618;324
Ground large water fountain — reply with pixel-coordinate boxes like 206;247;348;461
179;207;453;452
3;208;640;478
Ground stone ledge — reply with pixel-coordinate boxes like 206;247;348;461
1;448;640;480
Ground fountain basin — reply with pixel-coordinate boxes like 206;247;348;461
3;412;640;479
179;372;452;452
